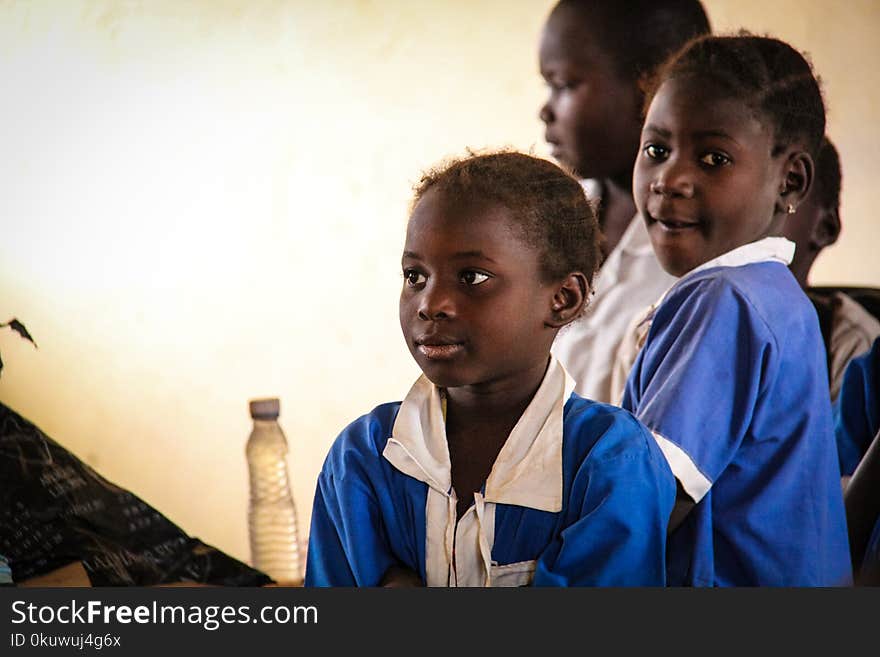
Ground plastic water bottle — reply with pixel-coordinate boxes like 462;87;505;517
246;397;303;585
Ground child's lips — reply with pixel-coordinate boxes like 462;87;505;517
415;336;465;360
652;214;701;232
417;343;464;359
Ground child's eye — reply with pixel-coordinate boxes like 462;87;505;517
643;144;669;160
700;152;731;167
460;271;491;286
545;79;579;92
403;269;426;286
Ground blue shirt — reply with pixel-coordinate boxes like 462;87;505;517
623;260;851;586
834;335;880;476
306;360;675;587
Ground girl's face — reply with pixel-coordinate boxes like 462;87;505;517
633;76;789;277
399;190;558;393
538;6;641;180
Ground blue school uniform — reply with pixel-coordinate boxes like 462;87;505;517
305;357;676;587
834;335;880;476
622;237;852;586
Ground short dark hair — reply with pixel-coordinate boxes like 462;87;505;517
813;136;841;214
553;0;711;82
645;34;826;158
412;151;601;285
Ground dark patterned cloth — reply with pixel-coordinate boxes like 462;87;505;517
0;402;271;586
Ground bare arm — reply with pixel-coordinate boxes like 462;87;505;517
843;426;880;581
667;480;696;535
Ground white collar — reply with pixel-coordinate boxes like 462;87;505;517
683;236;795;281
638;236;795;329
383;355;576;513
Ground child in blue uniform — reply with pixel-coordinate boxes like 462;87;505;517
622;35;852;586
306;152;676;587
836;336;880;478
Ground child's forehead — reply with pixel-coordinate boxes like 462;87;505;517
650;76;767;128
405;191;533;254
409;190;516;231
644;78;783;161
541;9;614;64
546;3;610;38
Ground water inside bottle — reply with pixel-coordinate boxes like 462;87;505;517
246;405;302;585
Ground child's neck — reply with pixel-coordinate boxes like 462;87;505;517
598;176;636;261
444;361;548;518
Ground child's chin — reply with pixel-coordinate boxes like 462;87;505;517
421;371;468;389
661;262;691;278
416;363;471;389
655;250;698;278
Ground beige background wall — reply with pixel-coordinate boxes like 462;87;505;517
1;0;877;567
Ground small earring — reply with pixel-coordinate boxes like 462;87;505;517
786;204;796;214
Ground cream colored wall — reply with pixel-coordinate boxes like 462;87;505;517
0;0;877;566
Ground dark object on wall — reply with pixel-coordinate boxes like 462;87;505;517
0;401;272;586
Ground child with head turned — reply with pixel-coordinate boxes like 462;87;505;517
782;137;880;402
539;0;710;403
621;34;852;586
305;152;676;587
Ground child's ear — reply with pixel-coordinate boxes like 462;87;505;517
777;150;814;215
545;272;588;329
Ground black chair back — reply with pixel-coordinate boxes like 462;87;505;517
808;286;880;324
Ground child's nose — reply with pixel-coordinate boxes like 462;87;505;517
417;282;456;321
539;100;554;124
651;159;695;198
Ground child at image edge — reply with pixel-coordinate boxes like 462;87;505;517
305;152;675;586
621;34;852;586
